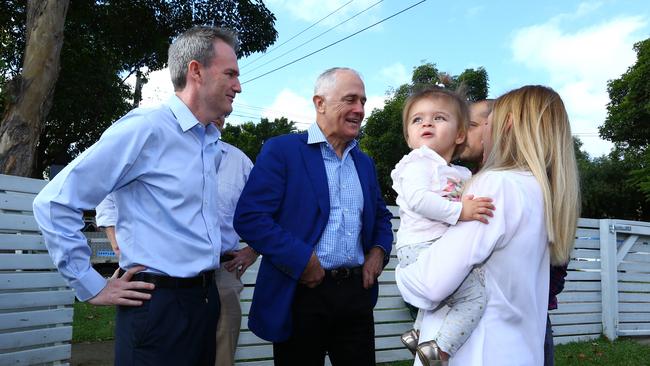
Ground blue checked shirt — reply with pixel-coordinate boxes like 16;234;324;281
307;123;365;269
33;95;222;301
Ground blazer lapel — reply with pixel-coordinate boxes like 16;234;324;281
300;136;330;216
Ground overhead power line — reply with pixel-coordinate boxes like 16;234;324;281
234;102;314;121
241;0;427;85
573;133;601;136
228;112;311;126
243;0;383;75
228;112;261;120
241;0;354;70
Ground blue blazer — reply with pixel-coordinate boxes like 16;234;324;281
234;132;394;342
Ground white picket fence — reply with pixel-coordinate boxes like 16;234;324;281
548;217;650;345
0;173;649;365
0;175;74;365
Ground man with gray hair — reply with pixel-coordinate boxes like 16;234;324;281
234;67;393;365
33;26;241;365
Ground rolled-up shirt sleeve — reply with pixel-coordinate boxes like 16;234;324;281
95;193;117;228
396;173;509;309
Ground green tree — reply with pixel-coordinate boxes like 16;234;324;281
599;38;650;205
456;67;489;102
221;117;297;162
600;38;650;155
0;0;278;177
576;141;650;220
360;63;489;204
0;0;69;177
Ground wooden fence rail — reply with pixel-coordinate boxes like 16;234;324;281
0;174;73;366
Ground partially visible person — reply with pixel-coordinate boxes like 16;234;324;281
396;85;580;365
95;114;256;366
210;115;257;366
545;264;569;366
33;26;242;365
234;67;393;365
459;99;493;166
95;197;120;257
391;88;494;365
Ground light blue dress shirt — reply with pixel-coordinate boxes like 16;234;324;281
96;140;253;254
307;123;364;269
33;95;222;301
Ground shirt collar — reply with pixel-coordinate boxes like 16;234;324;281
166;95;220;144
307;123;359;151
217;140;229;154
307;123;327;144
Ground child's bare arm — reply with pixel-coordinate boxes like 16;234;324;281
459;194;495;224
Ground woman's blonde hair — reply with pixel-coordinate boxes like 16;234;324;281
401;87;470;159
482;85;580;265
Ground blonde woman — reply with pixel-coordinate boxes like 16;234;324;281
396;85;580;365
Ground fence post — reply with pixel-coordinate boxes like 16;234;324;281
599;219;618;340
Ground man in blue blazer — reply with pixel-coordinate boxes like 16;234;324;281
234;67;393;365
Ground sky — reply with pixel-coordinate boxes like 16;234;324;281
134;0;650;158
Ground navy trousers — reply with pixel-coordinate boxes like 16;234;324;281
114;284;220;366
273;272;376;366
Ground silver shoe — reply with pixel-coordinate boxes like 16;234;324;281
417;340;448;366
400;329;419;355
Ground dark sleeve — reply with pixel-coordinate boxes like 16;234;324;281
548;263;569;310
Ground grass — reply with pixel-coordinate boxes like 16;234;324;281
377;336;650;366
554;336;650;365
71;306;650;365
72;301;116;343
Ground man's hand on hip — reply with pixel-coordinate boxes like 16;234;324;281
88;265;154;306
362;247;385;289
299;253;325;288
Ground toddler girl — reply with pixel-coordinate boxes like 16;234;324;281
391;87;494;365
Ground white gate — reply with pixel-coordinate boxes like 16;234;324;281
600;219;650;340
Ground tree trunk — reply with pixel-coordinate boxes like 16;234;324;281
133;70;143;108
0;0;69;177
